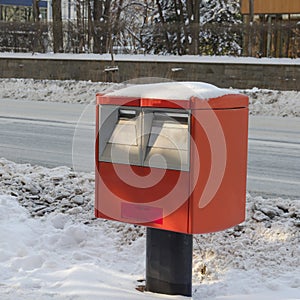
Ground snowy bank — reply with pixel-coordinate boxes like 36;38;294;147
0;78;299;117
0;158;299;299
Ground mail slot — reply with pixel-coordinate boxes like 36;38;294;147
143;111;190;171
99;106;141;165
95;82;249;234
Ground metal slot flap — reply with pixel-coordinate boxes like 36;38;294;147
108;121;138;145
148;112;189;150
119;109;137;119
100;107;141;165
144;112;190;171
108;109;138;145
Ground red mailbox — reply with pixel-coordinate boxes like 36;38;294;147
95;82;248;234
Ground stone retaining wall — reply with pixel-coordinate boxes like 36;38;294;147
0;57;299;90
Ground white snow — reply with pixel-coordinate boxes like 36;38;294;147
0;194;149;300
104;81;237;100
0;158;299;300
0;76;300;299
0;78;299;117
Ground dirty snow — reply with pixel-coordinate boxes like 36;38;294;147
0;158;299;299
0;78;300;117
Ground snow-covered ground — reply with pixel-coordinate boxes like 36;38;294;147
0;78;299;117
0;158;299;299
0;78;299;299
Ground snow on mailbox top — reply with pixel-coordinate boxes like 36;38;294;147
104;81;231;100
97;81;248;109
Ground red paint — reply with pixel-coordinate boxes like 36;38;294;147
96;94;140;106
141;98;190;109
95;91;249;233
121;203;163;225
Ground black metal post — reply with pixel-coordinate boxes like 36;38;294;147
146;227;193;297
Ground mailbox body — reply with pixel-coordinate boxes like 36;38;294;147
95;83;248;234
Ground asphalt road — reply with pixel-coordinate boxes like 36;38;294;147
0;99;299;199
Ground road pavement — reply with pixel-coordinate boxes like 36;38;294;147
0;99;299;199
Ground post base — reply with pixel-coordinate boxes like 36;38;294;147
145;227;193;297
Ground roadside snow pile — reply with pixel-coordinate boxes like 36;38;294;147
0;78;299;117
0;158;144;244
0;158;299;299
0;78;111;104
0;158;94;220
243;88;300;118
